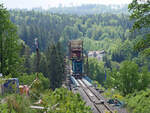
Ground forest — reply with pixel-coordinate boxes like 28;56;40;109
47;4;129;15
0;1;150;113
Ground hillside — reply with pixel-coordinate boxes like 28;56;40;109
47;4;129;15
1;2;150;113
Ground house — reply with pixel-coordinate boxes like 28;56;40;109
88;50;106;61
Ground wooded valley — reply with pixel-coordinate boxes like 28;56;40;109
0;1;150;113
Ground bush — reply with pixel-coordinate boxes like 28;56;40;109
0;94;42;113
125;89;150;113
93;80;105;91
18;73;50;90
105;60;150;95
88;58;105;84
0;103;9;113
41;88;92;113
18;73;50;101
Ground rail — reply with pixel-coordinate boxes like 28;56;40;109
76;78;114;113
76;79;102;113
81;78;114;113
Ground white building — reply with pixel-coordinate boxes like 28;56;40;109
88;50;106;61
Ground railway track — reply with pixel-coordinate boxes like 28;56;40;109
81;79;114;113
76;78;114;113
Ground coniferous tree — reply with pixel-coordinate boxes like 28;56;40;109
46;43;65;90
20;43;31;74
0;4;22;76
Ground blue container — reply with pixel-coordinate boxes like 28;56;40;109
72;60;83;74
3;78;19;93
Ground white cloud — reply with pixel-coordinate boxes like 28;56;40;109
1;0;132;9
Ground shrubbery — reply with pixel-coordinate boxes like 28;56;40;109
105;60;150;95
88;58;106;84
125;89;150;113
18;73;50;90
0;94;42;113
18;73;50;101
41;88;92;113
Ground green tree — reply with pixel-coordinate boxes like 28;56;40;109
88;58;105;84
129;0;150;55
0;4;22;76
106;60;150;95
46;43;65;90
20;42;31;74
119;61;139;95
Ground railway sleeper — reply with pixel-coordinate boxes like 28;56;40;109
94;99;105;104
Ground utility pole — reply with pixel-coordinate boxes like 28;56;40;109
0;32;3;75
35;38;39;78
86;54;89;76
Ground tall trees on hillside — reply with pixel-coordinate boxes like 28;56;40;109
105;60;150;95
20;42;31;74
129;0;150;55
19;41;66;89
129;0;150;30
88;58;105;84
0;4;22;76
112;39;136;62
9;10;134;52
46;43;65;90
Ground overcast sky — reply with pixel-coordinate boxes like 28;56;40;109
1;0;132;9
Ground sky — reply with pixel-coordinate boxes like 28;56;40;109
1;0;132;9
